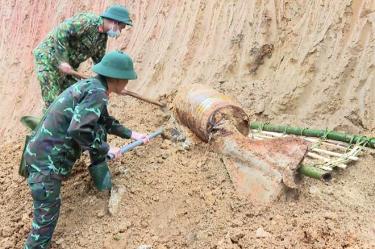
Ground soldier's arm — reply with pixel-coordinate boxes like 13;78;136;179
102;108;132;139
91;44;106;64
54;14;93;64
67;90;109;156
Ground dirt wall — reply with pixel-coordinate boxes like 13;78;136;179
0;1;375;248
1;0;375;141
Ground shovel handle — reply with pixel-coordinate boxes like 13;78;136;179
122;90;166;108
70;71;166;108
70;70;88;80
107;128;164;160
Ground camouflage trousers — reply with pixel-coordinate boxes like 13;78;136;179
24;173;62;249
34;53;77;108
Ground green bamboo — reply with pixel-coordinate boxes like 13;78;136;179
250;122;375;148
298;164;332;182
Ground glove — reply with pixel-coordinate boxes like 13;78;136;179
107;146;121;160
58;62;73;74
131;131;150;144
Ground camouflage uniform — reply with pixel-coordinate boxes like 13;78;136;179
24;76;132;249
34;13;108;107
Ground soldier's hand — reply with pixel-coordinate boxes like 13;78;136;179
108;146;121;160
131;131;150;144
58;62;73;75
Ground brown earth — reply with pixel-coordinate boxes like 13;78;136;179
1;0;375;248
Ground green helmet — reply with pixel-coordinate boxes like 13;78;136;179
92;51;137;80
101;4;133;26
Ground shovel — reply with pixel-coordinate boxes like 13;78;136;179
71;70;166;108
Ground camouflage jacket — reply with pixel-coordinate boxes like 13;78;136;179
25;76;132;176
34;13;108;69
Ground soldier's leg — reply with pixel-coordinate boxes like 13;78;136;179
34;51;62;109
24;175;62;249
35;69;62;109
89;128;112;191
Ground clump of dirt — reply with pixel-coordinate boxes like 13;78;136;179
248;44;274;74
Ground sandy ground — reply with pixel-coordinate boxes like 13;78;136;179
1;0;375;248
1;94;375;249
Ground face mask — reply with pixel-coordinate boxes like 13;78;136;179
107;23;120;38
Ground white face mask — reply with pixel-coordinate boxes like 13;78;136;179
107;23;120;38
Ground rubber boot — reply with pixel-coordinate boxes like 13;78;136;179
89;161;112;191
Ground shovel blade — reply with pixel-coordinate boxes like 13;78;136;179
20;115;41;131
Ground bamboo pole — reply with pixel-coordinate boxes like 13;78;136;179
311;148;358;161
252;130;354;153
253;130;349;150
250;133;334;180
313;164;334;171
306;152;347;169
250;122;375;148
251;132;357;161
298;164;332;182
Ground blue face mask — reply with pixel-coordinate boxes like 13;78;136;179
107;24;120;38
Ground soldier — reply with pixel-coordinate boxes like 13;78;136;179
34;4;133;108
23;51;149;249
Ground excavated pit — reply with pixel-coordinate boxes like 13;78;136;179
1;1;375;248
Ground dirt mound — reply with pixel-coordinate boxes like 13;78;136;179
1;0;375;248
1;99;375;248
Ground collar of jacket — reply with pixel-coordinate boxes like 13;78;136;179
98;16;105;33
95;75;109;93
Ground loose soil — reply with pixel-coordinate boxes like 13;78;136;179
1;1;375;248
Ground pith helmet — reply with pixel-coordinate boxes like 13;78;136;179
92;51;137;80
101;4;133;26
